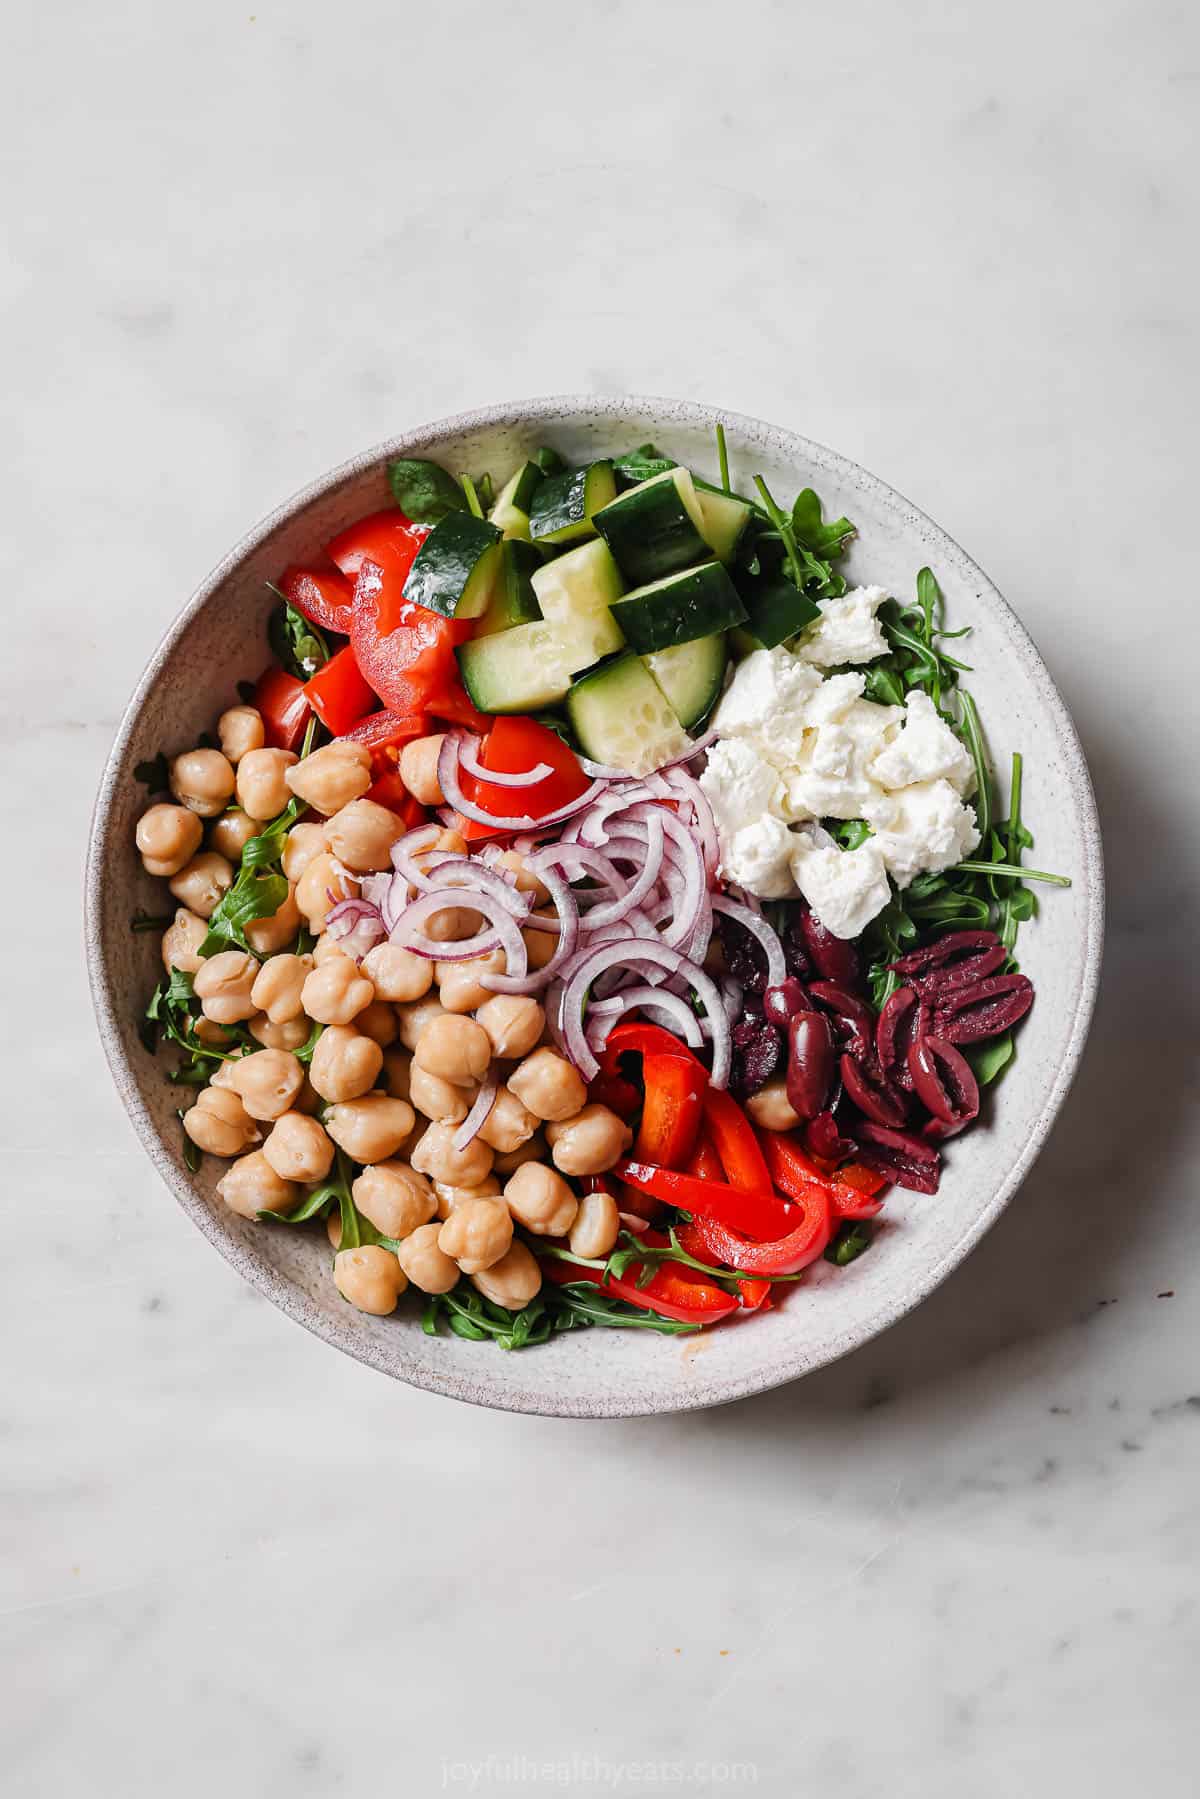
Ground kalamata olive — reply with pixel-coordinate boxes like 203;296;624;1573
876;985;925;1091
932;973;1034;1043
840;1053;909;1128
805;1108;858;1163
890;929;1001;978
763;978;812;1029
715;909;771;993
729;1006;783;1100
808;982;875;1061
786;1011;837;1121
796;904;861;988
853;1122;942;1194
781;910;813;981
907;1034;980;1128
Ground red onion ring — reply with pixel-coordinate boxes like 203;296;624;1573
480;861;579;993
325;897;387;962
711;895;786;991
561;939;729;1086
437;732;607;831
457;736;554;788
586;985;706;1049
453;1075;499;1150
389;887;529;973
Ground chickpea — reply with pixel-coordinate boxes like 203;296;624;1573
285;740;372;815
313;934;352;967
395;995;448;1053
262;1111;335;1183
351;1000;394;1048
281;821;328;883
395;1222;460;1294
361;942;433;1004
334;1245;406;1316
183;1086;259;1158
136;803;203;878
193;1015;234;1047
236;748;297;822
492;1133;546;1176
248;1013;312;1051
479;1085;538;1155
434;946;506;1014
492;848;550;908
302;957;375;1026
295;851;360;933
352;1161;436;1239
245;885;302;957
522;912;559;972
168;851;233;919
161;907;207;975
250;952;312;1023
503;1161;578;1237
216;1149;297;1219
411;1119;495;1189
472;1241;542;1310
193;950;260;1024
474;995;545;1061
745;1079;802;1133
425;904;483;944
545;1105;633;1178
437;1197;512;1274
324;799;407;873
309;1025;383;1103
433;1175;502;1220
209;808;259;862
225;1047;305;1121
398;733;446;806
569;1187;621;1260
382;1048;412;1102
413;1014;491;1086
507;1047;587;1123
409;1062;475;1125
326;1095;416;1164
170;747;236;819
217;704;265;765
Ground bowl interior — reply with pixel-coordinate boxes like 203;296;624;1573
88;397;1103;1416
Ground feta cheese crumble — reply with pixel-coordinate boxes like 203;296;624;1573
861;780;981;888
868;690;976;795
724;814;798;899
795;585;890;667
788;827;893;940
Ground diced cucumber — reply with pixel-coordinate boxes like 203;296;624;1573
609;560;746;655
644;633;728;730
529;461;617;546
458;611;625;715
740;575;821;649
489;463;545;541
566;653;693;778
403;512;504;620
531;538;625;623
695;485;753;563
594;467;708;586
475;541;544;638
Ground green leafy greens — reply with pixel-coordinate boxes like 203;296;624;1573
387;457;470;525
266;590;329;681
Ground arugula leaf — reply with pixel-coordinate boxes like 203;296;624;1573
531;447;566;478
612;443;676;487
825;1221;873;1266
792;489;855;560
135;751;170;793
387;458;468;525
967;1033;1015;1087
266;591;329;680
199;866;288;958
829;819;873;852
131;908;174;934
863;663;906;707
180;1118;202;1174
460;474;484;520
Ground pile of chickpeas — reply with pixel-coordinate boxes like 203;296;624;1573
136;708;634;1320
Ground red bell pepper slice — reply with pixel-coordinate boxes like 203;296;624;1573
703;1088;772;1193
836;1162;891;1199
677;1182;833;1276
326;509;428;582
588;1072;643;1122
278;564;355;636
351;556;488;732
684;1133;725;1183
759;1130;886;1221
255;665;310;752
364;769;426;828
634;1053;707;1169
600;1022;704;1077
302;646;379;737
541;1251;738;1326
457;716;593;841
337;708;428;769
614;1159;794;1241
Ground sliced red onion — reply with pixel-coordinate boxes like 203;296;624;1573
561;939;729;1086
587;984;706;1049
438;732;606;831
578;811;663;927
325;897;387;962
417;858;534;916
534;842;629;893
389;887;529;974
661;765;721;879
453;1076;499;1150
657;728;717;768
479;862;579;994
711;895;786;991
457;735;554;788
577;756;631;780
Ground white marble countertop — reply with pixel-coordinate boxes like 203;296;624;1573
5;1;1197;1792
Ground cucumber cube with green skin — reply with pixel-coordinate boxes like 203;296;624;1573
403;512;504;620
694;485;753;563
531;538;625;622
489;463;545;541
529;462;617;546
475;541;544;638
738;573;821;648
457;611;626;715
643;633;728;730
566;653;693;778
594;467;709;586
609;560;747;655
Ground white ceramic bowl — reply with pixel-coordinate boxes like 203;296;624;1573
87;397;1104;1416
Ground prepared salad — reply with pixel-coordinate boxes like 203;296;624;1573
132;430;1069;1348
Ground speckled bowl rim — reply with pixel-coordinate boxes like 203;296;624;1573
86;395;1104;1416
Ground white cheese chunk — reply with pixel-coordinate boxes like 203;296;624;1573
724;814;798;899
710;647;821;767
795;585;890;667
862;780;981;888
782;698;901;821
698;738;787;839
788;828;892;940
868;690;976;795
